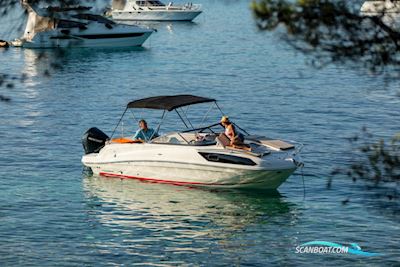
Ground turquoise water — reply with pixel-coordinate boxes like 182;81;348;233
1;0;400;266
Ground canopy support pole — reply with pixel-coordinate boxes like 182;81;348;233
215;102;225;115
233;122;250;136
175;109;189;129
110;107;128;139
149;109;166;142
200;102;215;126
129;109;139;122
179;107;195;130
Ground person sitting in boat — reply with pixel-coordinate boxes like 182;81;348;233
220;116;251;151
133;119;158;142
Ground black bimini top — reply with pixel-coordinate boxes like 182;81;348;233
127;95;215;111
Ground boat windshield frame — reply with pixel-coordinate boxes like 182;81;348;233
110;95;250;142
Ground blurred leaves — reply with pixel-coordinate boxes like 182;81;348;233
0;73;18;102
251;0;400;72
251;1;400;196
252;1;400;202
331;128;400;206
0;0;79;102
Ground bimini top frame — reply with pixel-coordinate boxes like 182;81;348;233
110;94;248;141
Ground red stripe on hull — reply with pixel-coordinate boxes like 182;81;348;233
99;172;222;186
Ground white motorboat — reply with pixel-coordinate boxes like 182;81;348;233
111;0;202;21
81;95;303;190
14;1;153;48
360;0;400;27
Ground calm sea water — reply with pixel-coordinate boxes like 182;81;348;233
1;1;399;266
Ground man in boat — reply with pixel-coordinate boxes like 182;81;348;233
133;119;158;142
220;116;251;151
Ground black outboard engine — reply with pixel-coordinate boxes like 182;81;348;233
82;127;109;154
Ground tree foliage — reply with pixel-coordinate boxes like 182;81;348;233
0;0;93;101
251;1;400;206
330;128;400;210
251;0;400;71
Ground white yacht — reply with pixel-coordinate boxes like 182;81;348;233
361;0;400;27
14;2;153;48
111;0;202;21
81;95;303;190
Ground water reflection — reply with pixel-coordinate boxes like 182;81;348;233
83;176;297;257
22;46;147;69
120;20;199;34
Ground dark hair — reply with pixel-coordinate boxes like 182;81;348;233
139;119;147;126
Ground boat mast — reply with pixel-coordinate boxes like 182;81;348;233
21;0;37;40
20;0;55;41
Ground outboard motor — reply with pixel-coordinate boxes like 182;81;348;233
82;127;109;154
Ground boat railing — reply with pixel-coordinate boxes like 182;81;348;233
250;137;304;157
185;3;201;10
165;3;201;10
284;140;304;157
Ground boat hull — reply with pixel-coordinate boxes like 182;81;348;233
22;32;153;48
86;161;296;189
112;10;202;21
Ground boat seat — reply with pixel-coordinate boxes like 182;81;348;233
216;133;262;156
216;133;230;147
111;138;143;144
259;139;294;150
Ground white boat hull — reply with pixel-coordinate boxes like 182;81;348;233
22;31;152;48
92;165;295;190
19;6;154;49
88;162;295;189
112;10;202;21
82;142;299;189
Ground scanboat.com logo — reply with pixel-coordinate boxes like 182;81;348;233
295;241;382;256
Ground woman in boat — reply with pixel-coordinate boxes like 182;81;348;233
220;116;250;151
133;119;158;141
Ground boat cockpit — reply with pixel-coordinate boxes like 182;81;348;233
152;132;217;146
82;95;302;158
110;120;285;158
99;95;300;155
150;122;224;145
110;122;223;146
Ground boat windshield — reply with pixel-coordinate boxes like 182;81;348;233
151;132;217;146
71;14;115;24
57;19;87;28
136;1;166;6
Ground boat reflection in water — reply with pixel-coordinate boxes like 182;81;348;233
121;20;199;34
82;175;297;262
